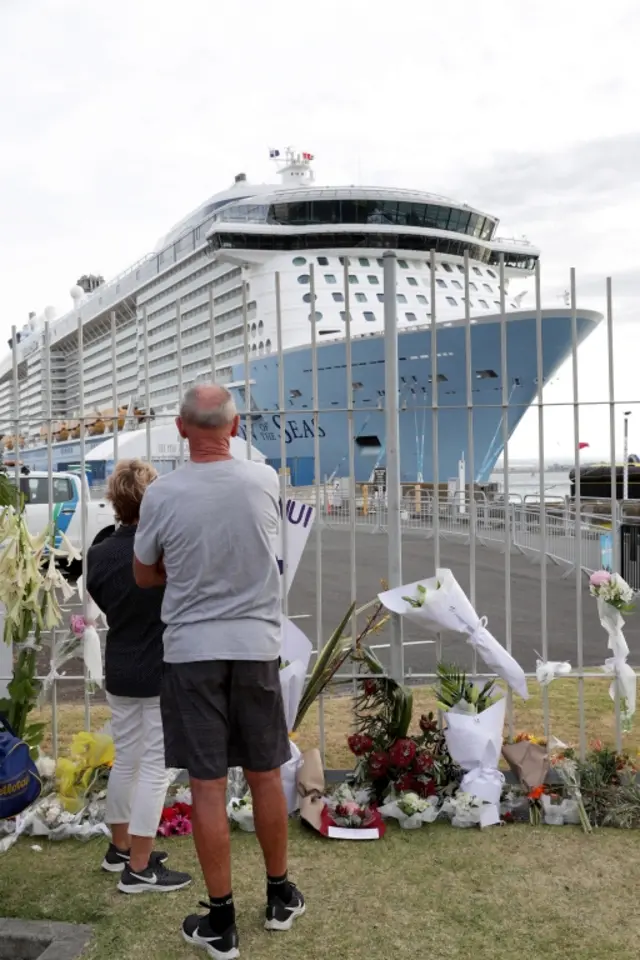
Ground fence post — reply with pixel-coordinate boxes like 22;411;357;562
383;251;404;683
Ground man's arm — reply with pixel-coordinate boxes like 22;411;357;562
133;487;167;589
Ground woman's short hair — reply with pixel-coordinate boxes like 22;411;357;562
107;459;158;525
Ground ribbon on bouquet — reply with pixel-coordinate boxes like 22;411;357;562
535;658;572;686
597;598;636;725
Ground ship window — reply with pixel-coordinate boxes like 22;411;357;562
441;263;453;273
290;389;302;398
266;339;272;352
258;321;264;332
364;311;376;322
367;275;380;285
483;283;492;292
407;276;418;286
355;292;367;303
451;280;463;289
352;381;363;390
297;274;310;285
456;264;465;273
308;311;323;321
302;292;317;303
251;343;257;353
251;322;257;334
473;267;482;276
479;299;489;308
332;292;344;302
405;312;417;322
355;435;382;449
317;256;329;265
436;278;447;288
487;269;496;278
469;282;478;291
429;373;448;382
426;261;439;271
348;274;359;284
319;329;340;336
476;369;498;379
292;256;307;266
416;294;428;305
494;300;501;308
446;296;457;306
259;341;264;354
377;292;385;302
377;258;384;267
397;259;408;268
325;274;337;284
359;257;370;267
339;311;353;323
396;293;407;304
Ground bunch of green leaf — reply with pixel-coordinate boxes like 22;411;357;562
434;662;497;714
402;580;440;609
293;604;355;731
352;644;414;744
603;784;640;829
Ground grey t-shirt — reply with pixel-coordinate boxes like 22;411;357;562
134;459;282;663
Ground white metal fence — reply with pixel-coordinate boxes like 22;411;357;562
1;252;639;765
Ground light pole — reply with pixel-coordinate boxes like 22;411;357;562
623;410;632;501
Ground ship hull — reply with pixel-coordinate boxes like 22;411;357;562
230;310;600;484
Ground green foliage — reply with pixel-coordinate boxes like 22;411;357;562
434;662;497;714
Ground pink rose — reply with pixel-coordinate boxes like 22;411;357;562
589;570;611;587
70;614;86;637
343;801;360;816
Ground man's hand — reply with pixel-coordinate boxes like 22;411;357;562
134;555;167;588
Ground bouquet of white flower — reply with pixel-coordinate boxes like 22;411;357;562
227;794;255;832
589;570;636;730
379;791;439;830
442;791;484;828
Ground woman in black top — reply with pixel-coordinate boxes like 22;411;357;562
87;459;191;895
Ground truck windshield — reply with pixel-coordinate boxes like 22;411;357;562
17;477;74;505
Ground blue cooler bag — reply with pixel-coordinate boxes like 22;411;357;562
0;715;42;820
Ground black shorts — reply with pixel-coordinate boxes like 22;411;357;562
161;659;291;780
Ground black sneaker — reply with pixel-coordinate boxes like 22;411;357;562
101;843;168;873
264;883;306;931
117;860;192;895
182;905;240;959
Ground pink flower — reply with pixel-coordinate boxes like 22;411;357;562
589;570;611;587
342;801;360;816
70;614;86;637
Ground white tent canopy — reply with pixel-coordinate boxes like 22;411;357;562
86;422;266;464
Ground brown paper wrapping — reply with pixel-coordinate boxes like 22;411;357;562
297;748;325;833
502;741;549;791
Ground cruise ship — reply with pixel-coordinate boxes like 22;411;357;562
0;149;602;485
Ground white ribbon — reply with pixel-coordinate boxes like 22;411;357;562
597;599;636;726
535;659;572;686
460;767;505;827
83;624;103;688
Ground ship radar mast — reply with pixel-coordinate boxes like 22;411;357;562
269;146;315;186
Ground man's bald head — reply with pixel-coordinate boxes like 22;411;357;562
177;384;239;438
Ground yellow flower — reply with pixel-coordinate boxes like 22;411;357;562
70;732;115;769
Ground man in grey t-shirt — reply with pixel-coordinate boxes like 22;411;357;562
134;384;305;956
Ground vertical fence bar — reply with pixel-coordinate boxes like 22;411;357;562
310;263;325;756
44;321;58;758
499;255;513;735
534;261;550;740
429;250;442;672
11;328;20;496
343;259;358;659
570;268;586;758
606;277;622;751
110;312;119;464
383;251;404;682
77;316;90;731
242;271;252;460
143;306;152;462
176;299;184;464
275;273;288;619
463;253;477;678
209;285;216;378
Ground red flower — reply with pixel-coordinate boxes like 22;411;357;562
413;752;434;774
388;738;417;769
368;751;389;778
415;777;437;798
174;802;192;817
363;679;378;697
347;733;374;757
160;805;177;822
395;773;417;793
503;811;514;823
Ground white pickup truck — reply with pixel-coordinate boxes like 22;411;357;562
15;470;116;564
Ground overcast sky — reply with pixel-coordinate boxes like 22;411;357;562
1;0;639;458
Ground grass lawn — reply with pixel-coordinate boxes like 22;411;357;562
37;677;640;765
1;823;640;960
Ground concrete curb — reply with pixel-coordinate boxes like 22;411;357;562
0;918;92;960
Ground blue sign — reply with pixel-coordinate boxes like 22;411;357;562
599;532;613;572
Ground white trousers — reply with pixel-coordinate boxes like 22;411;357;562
105;693;169;838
